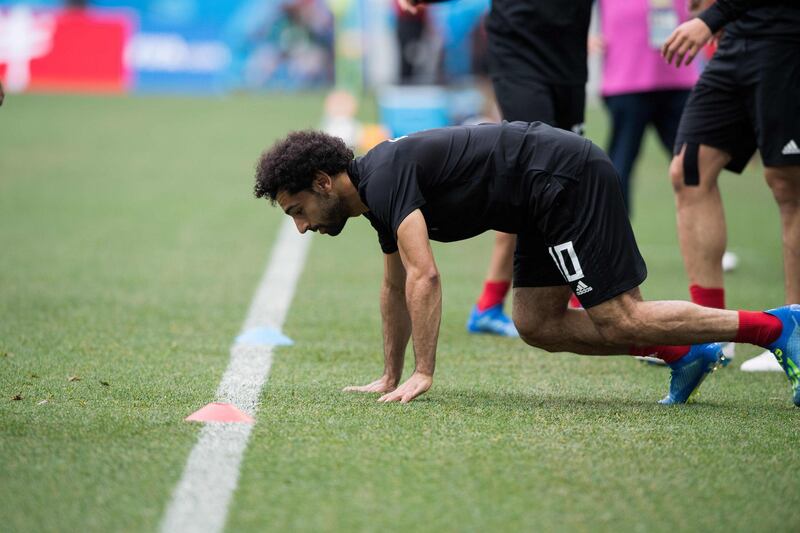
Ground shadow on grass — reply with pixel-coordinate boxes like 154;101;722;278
344;386;792;417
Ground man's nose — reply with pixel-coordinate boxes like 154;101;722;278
294;218;309;234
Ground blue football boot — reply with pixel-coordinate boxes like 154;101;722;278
466;304;519;337
764;304;800;406
659;343;725;405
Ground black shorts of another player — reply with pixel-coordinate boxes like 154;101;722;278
491;76;586;135
674;35;800;172
513;143;648;308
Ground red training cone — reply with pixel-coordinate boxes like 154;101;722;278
185;402;254;423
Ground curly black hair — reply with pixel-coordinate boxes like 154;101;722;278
254;130;354;203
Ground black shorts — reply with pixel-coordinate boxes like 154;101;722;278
491;76;586;135
513;144;648;308
674;35;800;172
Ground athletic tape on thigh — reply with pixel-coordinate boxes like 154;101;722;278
683;142;700;186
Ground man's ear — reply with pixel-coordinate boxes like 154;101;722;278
312;172;333;194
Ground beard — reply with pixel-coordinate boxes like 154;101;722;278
315;192;350;236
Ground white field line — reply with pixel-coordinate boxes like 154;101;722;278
160;219;311;533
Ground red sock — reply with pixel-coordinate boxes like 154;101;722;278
734;311;782;346
568;294;582;309
689;284;725;309
477;280;511;312
629;345;690;364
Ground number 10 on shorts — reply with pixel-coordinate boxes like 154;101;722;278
548;241;585;282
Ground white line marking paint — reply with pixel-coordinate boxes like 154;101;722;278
160;219;311;533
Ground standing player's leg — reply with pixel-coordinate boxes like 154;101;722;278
765;166;800;303
669;59;756;363
739;38;800;372
754;39;800;304
670;144;731;299
467;77;559;337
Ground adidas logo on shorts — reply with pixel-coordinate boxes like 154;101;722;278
575;280;593;295
782;139;800;155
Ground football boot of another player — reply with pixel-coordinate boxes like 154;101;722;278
636;342;733;368
764;304;800;406
659;343;725;405
466;304;519;337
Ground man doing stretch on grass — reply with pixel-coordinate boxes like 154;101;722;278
253;122;800;406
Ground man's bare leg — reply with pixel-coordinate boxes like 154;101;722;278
512;286;742;354
670;144;731;289
513;286;792;404
486;231;515;281
512;285;613;354
670;144;741;361
765;165;800;304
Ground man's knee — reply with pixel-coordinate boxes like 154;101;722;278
512;312;562;352
512;287;571;350
765;166;800;208
671;144;727;196
669;153;686;193
670;150;709;195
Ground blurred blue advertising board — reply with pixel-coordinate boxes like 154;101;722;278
0;0;335;94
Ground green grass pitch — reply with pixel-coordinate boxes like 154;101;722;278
0;93;797;532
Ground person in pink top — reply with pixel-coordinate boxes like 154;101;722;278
596;0;699;214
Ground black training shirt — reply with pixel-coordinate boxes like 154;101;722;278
699;0;800;41
347;121;592;254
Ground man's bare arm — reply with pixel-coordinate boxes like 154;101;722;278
378;209;441;403
380;252;412;383
343;252;410;394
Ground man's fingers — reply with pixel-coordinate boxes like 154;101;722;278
401;390;420;403
378;385;411;402
684;44;700;66
664;41;677;64
674;39;693;67
662;33;677;58
662;28;683;60
377;390;392;401
375;376;430;404
664;31;692;65
400;382;428;403
671;36;689;64
378;391;401;402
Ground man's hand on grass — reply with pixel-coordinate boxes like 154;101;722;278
662;18;713;67
343;375;398;394
377;371;432;403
